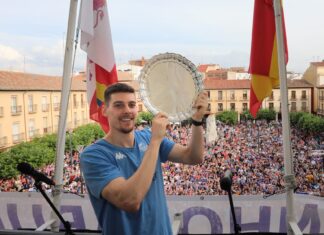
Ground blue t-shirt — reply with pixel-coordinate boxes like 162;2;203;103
80;129;175;235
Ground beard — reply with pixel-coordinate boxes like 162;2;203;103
119;126;134;134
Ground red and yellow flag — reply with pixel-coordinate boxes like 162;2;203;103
249;0;288;117
80;0;118;133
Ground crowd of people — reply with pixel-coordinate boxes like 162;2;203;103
0;120;323;197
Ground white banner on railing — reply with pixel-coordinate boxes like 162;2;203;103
0;193;322;234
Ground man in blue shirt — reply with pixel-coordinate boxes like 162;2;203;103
80;83;208;235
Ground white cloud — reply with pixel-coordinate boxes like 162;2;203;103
0;44;24;62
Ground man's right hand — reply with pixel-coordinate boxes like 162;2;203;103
151;112;169;142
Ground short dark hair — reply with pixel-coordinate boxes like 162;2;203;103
104;83;135;104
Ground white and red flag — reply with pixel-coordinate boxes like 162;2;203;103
80;0;118;133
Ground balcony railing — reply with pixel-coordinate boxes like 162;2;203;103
28;104;37;114
0;107;3;117
0;136;8;147
11;105;22;116
29;129;39;138
12;133;25;144
42;104;50;112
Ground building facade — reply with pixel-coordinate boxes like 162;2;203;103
204;79;313;114
0;71;90;150
302;61;324;116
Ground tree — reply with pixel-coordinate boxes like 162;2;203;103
256;108;276;121
216;111;238;125
136;111;154;125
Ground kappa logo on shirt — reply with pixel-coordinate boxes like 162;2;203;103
115;152;126;160
138;142;148;152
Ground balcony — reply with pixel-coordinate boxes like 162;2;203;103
28;104;37;114
11;105;22;116
0;136;8;148
53;103;60;111
43;127;52;134
0;107;3;117
29;129;39;139
12;133;25;144
42;104;50;112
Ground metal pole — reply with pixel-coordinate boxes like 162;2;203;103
69;130;73;164
273;1;302;234
51;0;79;232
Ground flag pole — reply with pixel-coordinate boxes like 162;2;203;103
273;1;302;235
50;0;79;232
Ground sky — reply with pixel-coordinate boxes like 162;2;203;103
0;0;323;76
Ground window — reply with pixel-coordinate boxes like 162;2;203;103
243;90;248;100
269;102;274;110
12;122;20;142
243;103;248;111
73;94;78;108
207;91;210;99
138;104;143;112
218;91;223;100
301;90;306;99
54;96;59;111
11;96;18;114
218;103;223;112
208;103;211;112
42;96;48;112
28;95;33;112
301;102;307;111
291;102;296;111
81;94;85;107
43;117;49;133
74;112;78;125
230;90;235;100
230;103;235;111
291;91;296;100
269;92;274;100
29;119;35;137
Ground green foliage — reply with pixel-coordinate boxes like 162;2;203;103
241;110;254;121
0;123;104;179
136;111;154;125
72;123;105;147
256;108;276;121
290;112;307;127
216;111;238;125
296;112;324;134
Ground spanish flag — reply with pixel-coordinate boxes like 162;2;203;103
249;0;288;117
